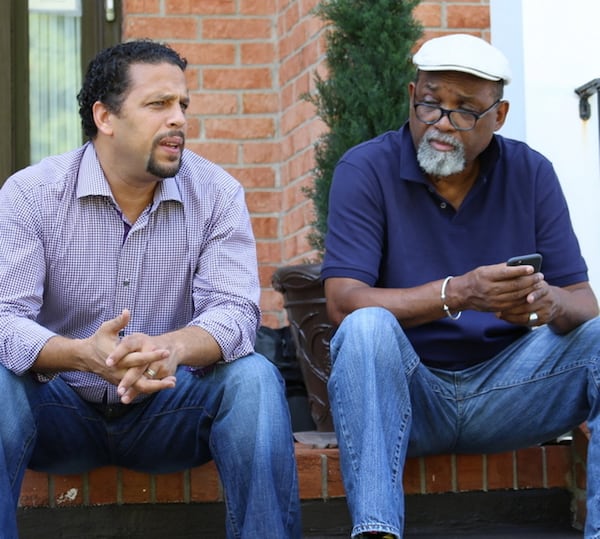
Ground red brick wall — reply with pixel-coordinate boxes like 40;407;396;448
19;443;573;508
121;0;490;326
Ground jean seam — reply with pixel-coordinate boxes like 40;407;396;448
461;365;589;400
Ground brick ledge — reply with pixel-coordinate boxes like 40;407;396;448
19;441;573;509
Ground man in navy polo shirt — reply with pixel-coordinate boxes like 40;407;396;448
322;33;600;539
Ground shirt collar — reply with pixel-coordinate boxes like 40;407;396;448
399;122;501;183
76;142;183;206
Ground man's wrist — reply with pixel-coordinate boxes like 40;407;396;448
441;276;462;320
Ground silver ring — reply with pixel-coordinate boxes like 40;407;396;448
144;368;157;379
528;312;539;325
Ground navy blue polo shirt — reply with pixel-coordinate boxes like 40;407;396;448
321;123;588;369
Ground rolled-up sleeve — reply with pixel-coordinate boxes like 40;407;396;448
0;176;58;374
184;168;261;361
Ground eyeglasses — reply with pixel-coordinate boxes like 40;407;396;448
413;99;501;131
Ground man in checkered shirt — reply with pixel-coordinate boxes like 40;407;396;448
0;40;301;539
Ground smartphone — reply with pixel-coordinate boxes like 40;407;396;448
507;253;542;273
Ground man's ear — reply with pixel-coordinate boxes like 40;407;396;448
92;101;114;136
494;100;510;131
408;81;416;104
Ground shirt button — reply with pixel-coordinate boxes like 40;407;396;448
440;202;447;209
123;280;130;287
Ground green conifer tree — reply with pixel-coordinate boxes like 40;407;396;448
304;0;423;254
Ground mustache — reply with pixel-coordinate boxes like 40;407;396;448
153;130;186;145
423;129;461;150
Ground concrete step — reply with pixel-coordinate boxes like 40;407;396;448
18;489;581;538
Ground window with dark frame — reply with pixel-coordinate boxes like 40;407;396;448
0;0;121;183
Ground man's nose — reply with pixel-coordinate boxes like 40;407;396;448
168;105;186;127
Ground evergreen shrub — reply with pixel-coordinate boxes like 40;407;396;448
304;0;423;254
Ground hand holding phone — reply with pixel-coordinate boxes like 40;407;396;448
507;253;542;273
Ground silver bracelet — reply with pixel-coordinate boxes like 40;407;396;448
441;275;462;320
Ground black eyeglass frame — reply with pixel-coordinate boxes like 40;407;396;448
413;99;502;131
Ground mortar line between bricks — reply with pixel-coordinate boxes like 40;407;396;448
48;474;55;508
184;469;190;503
83;471;90;505
451;454;457;492
419;457;426;494
542;446;548;489
117;467;123;505
512;451;518;490
321;454;328;499
482;454;488;492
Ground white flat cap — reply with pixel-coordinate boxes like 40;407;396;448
413;34;511;85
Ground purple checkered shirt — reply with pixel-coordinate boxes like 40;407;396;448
0;143;261;403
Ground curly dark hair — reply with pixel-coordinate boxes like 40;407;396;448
77;40;187;139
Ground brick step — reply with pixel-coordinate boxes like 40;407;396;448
18;441;573;508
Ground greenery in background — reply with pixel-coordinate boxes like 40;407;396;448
304;0;423;254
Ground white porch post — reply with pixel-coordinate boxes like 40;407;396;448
491;0;600;293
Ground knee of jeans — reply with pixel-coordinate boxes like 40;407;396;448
217;355;292;442
582;316;600;337
235;351;282;381
224;354;287;409
0;365;31;401
332;306;402;350
574;318;600;358
576;317;600;366
338;305;397;334
0;366;35;438
329;306;413;372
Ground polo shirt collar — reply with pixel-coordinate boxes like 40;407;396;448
398;122;501;183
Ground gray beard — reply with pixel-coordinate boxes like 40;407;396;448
417;130;465;177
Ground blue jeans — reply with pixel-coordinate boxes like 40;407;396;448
328;306;600;538
1;353;301;539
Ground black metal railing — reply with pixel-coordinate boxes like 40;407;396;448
575;78;600;121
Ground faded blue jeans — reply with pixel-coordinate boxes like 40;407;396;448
328;306;600;538
0;354;301;539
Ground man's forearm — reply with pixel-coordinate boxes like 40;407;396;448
34;335;90;373
154;325;223;367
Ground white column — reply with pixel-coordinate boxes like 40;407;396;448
491;0;600;293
